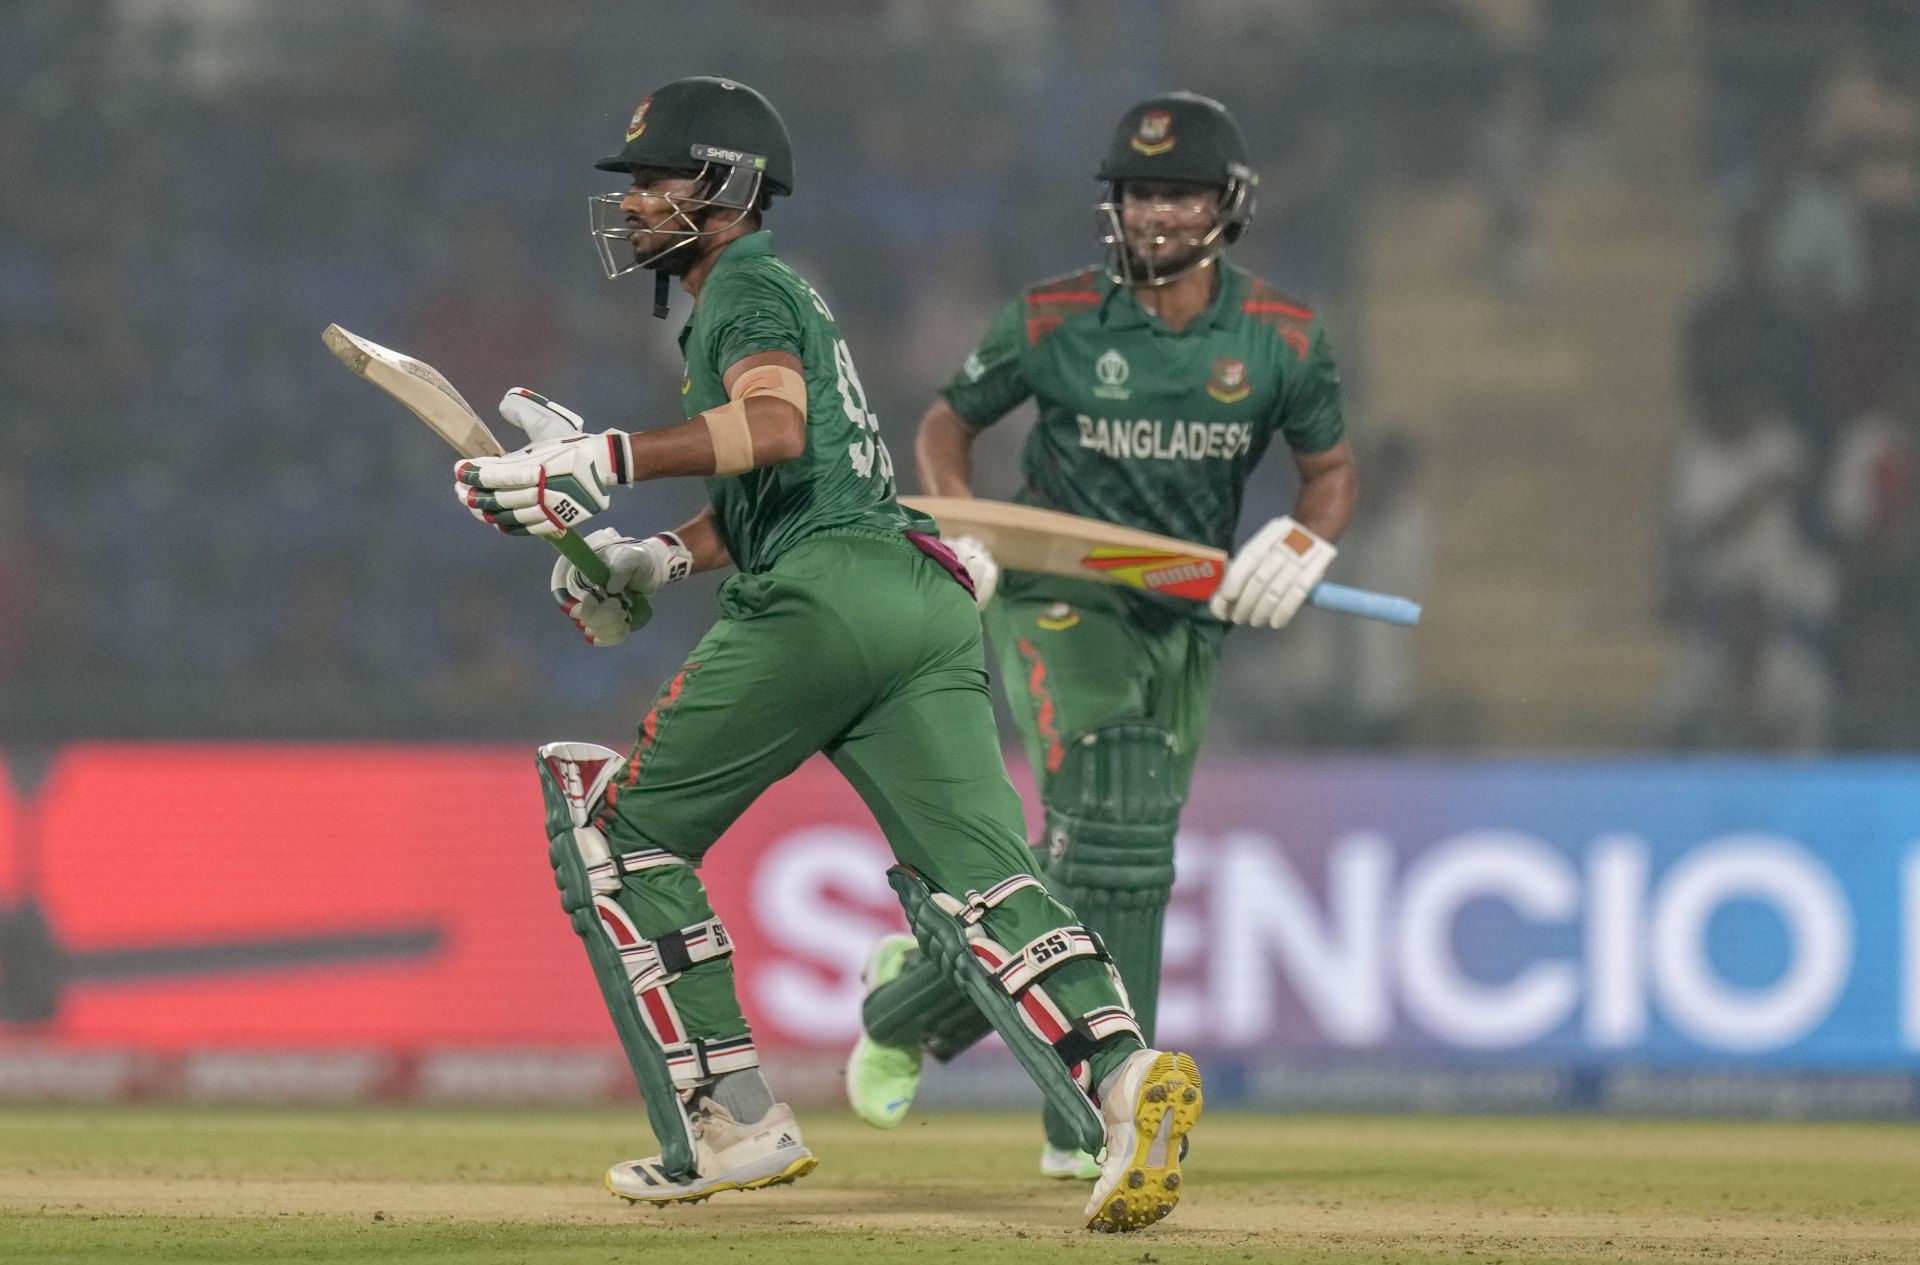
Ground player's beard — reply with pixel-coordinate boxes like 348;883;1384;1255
629;223;700;276
642;237;699;277
633;203;745;276
1123;234;1210;285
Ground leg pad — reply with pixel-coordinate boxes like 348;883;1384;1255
1044;721;1181;1040
888;866;1138;1156
861;842;1057;1059
541;742;749;1181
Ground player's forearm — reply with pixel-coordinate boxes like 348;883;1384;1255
1291;441;1358;542
915;400;977;496
670;506;733;573
622;397;806;481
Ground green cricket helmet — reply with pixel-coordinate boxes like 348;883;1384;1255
1095;91;1258;287
589;76;794;284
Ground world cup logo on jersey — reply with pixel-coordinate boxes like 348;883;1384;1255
1207;357;1250;404
1131;110;1175;157
1094;348;1132;400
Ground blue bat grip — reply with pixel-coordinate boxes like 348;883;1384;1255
1308;582;1422;625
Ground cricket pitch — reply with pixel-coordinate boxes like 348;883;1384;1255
3;1108;1917;1263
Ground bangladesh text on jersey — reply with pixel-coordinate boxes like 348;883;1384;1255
940;261;1343;561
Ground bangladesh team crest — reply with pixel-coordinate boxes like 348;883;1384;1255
1037;601;1080;631
1130;110;1175;157
626;98;653;141
1207;357;1250;404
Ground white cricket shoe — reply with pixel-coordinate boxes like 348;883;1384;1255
1040;1145;1102;1181
606;1100;817;1206
1084;1049;1202;1232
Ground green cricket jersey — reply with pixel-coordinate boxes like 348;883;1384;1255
677;231;922;573
941;261;1344;560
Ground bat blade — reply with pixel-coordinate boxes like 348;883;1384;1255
1079;546;1226;600
323;323;504;459
901;496;1420;625
321;322;632;612
902;497;1227;599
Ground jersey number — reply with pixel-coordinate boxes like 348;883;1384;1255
811;289;895;483
831;338;893;482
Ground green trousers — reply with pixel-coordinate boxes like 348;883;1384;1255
590;529;1135;1063
992;574;1219;1149
985;573;1222;813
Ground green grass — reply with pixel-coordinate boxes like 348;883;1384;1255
2;1108;1917;1263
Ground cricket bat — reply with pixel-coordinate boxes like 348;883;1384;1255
323;324;648;628
900;496;1420;626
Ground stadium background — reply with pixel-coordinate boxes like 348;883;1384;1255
2;0;1918;1118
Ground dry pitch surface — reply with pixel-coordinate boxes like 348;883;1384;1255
2;1108;1917;1264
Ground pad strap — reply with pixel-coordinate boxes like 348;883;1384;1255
993;926;1106;994
932;874;1047;927
1063;1006;1144;1077
609;909;734;994
586;843;689;895
962;929;1140;1076
664;1034;760;1090
889;865;1108;1154
932;877;1124;1060
593;898;744;1089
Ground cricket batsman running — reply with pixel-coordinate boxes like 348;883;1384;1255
847;92;1358;1180
451;76;1198;1232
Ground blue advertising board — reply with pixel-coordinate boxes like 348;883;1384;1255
1161;760;1920;1070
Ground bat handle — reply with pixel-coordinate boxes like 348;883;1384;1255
1309;581;1422;626
549;530;653;631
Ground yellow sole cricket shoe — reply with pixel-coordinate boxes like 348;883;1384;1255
1084;1050;1202;1233
606;1100;819;1206
605;1152;818;1206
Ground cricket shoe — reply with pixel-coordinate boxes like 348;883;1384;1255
1045;1137;1187;1182
844;933;922;1128
605;1100;817;1206
1040;1146;1102;1181
1084;1049;1202;1233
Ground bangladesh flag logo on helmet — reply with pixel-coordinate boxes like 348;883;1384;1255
625;98;652;142
1131;110;1175;156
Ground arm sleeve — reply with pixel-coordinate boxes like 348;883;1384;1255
706;270;805;373
937;297;1032;429
1274;320;1346;455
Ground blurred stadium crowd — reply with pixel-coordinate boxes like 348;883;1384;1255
0;0;1914;752
1664;0;1920;750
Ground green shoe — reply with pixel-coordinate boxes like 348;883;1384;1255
1039;1145;1103;1181
845;934;922;1128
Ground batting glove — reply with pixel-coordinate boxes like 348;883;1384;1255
947;534;998;608
1209;515;1336;629
548;528;686;646
456;417;630;538
498;387;585;445
554;526;692;600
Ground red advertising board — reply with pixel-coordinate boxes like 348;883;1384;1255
0;745;915;1053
